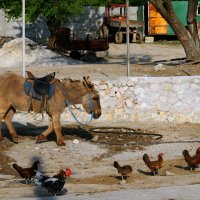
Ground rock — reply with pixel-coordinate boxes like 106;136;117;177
91;135;99;142
73;139;79;144
53;148;60;151
125;99;133;108
163;171;176;176
119;180;126;184
154;63;165;71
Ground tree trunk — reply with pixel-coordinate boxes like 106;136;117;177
150;0;200;62
46;17;61;49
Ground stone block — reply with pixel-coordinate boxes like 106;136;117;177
145;36;154;43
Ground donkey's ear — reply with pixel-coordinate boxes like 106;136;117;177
68;78;73;82
86;76;93;86
83;76;93;88
26;71;35;79
83;76;87;82
51;72;56;78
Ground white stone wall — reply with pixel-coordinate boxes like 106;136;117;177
12;76;200;125
61;76;200;124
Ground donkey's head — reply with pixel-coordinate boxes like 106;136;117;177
82;76;101;119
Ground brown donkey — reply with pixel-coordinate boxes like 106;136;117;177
0;73;101;146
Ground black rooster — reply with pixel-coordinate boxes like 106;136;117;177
34;168;71;196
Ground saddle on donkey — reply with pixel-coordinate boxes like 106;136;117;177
24;71;57;112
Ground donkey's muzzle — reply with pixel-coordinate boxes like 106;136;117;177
93;111;101;119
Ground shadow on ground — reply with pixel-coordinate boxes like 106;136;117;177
2;122;93;144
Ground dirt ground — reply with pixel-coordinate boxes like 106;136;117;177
1;122;200;199
1;41;200;78
1;41;200;199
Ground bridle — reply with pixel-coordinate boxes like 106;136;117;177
60;82;94;125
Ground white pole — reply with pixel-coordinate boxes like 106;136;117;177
126;0;130;77
22;0;25;77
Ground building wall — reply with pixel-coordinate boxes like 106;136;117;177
144;1;200;36
0;6;139;43
0;10;22;37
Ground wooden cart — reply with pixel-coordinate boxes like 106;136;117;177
48;27;109;62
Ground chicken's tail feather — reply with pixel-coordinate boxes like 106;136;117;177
143;153;151;164
182;150;191;162
34;170;46;186
113;161;120;169
12;164;22;173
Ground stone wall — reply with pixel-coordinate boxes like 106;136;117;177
60;76;200;124
12;76;200;125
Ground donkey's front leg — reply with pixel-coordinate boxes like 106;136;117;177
4;109;18;143
0;112;5;141
36;116;54;143
52;113;65;146
0;122;3;141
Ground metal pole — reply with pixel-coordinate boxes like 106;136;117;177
126;0;130;77
22;0;25;77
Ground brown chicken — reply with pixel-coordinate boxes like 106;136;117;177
113;161;132;181
143;153;164;175
196;147;200;156
182;149;200;171
13;160;40;183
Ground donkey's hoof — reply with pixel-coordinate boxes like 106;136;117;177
57;140;66;146
12;136;18;144
0;135;4;141
36;135;48;143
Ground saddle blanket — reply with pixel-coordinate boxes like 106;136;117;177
24;81;56;100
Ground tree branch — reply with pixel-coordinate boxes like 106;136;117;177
188;0;198;24
187;0;199;44
150;0;184;29
163;0;173;12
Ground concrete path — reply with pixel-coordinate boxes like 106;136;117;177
18;184;200;200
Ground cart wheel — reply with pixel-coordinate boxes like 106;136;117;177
115;32;123;44
136;31;143;44
70;51;81;60
86;51;97;63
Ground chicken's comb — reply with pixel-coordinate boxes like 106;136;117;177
65;168;72;177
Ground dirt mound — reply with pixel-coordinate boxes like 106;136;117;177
0;37;83;68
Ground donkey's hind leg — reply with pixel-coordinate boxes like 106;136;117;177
52;113;65;146
4;109;18;143
0;114;3;141
0;110;8;141
0;107;10;141
35;116;54;143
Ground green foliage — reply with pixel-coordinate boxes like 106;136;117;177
0;0;21;20
0;0;102;33
0;0;150;23
0;0;101;22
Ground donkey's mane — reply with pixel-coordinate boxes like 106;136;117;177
62;78;82;83
62;77;97;94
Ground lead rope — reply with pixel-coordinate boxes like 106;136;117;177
60;83;94;126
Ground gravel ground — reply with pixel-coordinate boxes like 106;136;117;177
2;38;200;78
